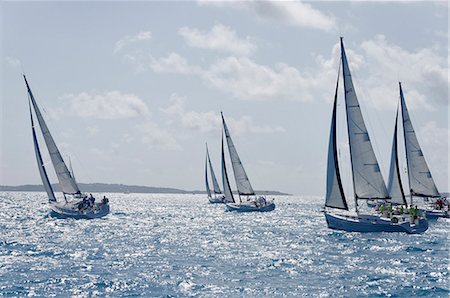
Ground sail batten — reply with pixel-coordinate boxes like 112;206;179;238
221;113;255;196
325;61;348;210
340;38;389;201
387;107;407;206
399;82;440;198
221;133;235;203
24;75;80;195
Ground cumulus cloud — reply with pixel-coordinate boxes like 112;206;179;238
358;35;448;110
114;31;152;53
198;0;336;31
120;34;447;111
161;93;285;135
137;121;181;150
178;24;256;56
62;91;150;119
150;52;201;74
203;56;318;101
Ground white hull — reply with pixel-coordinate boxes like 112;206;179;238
324;210;428;234
208;195;225;204
49;200;110;219
226;199;275;212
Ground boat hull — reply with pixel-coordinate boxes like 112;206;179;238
225;202;275;212
208;196;225;204
324;212;428;234
422;209;449;219
49;201;110;219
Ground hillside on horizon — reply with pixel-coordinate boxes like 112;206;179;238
0;183;291;196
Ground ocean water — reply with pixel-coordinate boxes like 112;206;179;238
0;192;448;297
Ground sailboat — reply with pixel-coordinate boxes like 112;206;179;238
323;38;428;233
24;75;110;219
221;113;275;212
397;83;448;219
205;143;225;203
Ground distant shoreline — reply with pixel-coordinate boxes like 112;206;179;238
0;183;291;196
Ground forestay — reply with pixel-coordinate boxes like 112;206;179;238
325;64;348;210
221;133;235;203
24;75;80;195
387;107;407;206
400;83;440;198
340;38;389;200
221;113;255;196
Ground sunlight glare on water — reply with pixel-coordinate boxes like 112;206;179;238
0;192;448;297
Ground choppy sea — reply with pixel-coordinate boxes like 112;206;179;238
0;192;448;297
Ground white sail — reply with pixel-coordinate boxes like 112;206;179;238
24;75;80;195
206;145;222;194
325;64;348;210
68;157;78;185
400;82;440;198
205;148;212;198
221;113;255;196
221;133;235;203
387;107;407;206
340;38;389;200
29;101;57;202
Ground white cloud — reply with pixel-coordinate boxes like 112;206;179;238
203;56;317;101
137;121;181;150
62;91;150;119
114;31;152;53
178;24;256;56
198;0;335;31
162;93;285;135
357;35;448;110
150;52;200;74
417;121;449;187
4;56;21;68
121;34;447;111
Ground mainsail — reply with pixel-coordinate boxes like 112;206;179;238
387;106;407;206
24;75;80;195
340;38;389;200
206;144;222;194
29;101;57;202
205;148;212;198
399;83;440;198
325;62;348;210
221;113;255;196
221;132;235;203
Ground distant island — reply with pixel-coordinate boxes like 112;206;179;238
0;183;291;196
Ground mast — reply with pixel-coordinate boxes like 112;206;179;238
221;112;255;200
399;82;440;204
23;75;80;195
340;37;389;211
325;59;348;210
387;104;407;206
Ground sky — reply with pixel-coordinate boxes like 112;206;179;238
0;1;448;196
